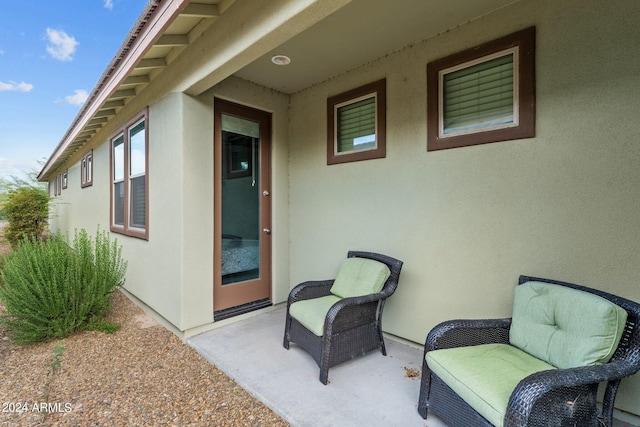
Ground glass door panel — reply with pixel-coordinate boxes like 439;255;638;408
221;114;260;285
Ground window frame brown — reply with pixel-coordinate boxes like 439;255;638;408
81;150;93;188
427;27;535;151
109;109;149;240
327;79;386;165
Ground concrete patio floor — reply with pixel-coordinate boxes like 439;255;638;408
188;306;446;427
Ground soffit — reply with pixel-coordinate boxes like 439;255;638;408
234;0;519;94
84;0;228;131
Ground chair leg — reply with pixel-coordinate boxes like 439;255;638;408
378;325;387;356
601;380;621;427
417;387;429;419
319;335;331;385
377;301;387;356
417;362;431;419
319;366;329;385
283;314;291;350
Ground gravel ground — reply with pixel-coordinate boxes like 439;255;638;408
0;222;288;427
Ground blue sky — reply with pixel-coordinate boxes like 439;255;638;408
0;0;149;181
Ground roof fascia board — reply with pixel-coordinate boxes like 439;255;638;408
38;0;190;181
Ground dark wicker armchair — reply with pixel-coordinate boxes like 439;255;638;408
283;251;403;384
418;275;640;427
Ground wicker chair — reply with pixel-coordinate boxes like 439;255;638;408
418;275;640;427
283;251;403;384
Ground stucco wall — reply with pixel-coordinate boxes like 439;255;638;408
48;93;212;331
287;0;640;414
48;142;110;235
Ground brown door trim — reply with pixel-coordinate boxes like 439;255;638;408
213;98;272;313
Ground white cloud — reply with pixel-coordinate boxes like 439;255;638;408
0;81;34;92
64;89;89;106
104;0;114;10
45;28;78;61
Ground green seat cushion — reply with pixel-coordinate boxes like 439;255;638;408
509;281;628;369
289;295;341;336
329;257;391;299
426;343;555;427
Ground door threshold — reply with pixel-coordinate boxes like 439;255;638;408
214;298;272;321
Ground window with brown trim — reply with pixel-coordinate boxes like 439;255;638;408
327;79;386;165
427;27;535;151
62;170;68;189
81;150;93;188
110;109;148;240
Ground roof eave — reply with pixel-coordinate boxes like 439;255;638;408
38;0;190;182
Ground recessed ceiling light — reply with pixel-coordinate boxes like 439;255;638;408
271;55;291;66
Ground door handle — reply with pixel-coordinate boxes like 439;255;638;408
263;228;271;234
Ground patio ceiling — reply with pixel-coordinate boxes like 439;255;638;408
233;0;520;94
39;0;518;181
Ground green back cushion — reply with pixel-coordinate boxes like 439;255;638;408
329;258;391;299
509;281;628;369
289;295;341;336
427;344;555;427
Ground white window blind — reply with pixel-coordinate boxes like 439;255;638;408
442;50;515;135
336;95;376;153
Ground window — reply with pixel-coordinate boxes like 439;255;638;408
53;174;62;196
427;27;535;151
327;79;386;165
62;170;68;189
226;140;252;179
110;110;148;239
81;150;93;188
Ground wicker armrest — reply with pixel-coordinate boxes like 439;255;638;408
337;291;385;307
518;359;638;393
287;280;334;305
506;360;638;426
321;292;385;335
425;318;512;351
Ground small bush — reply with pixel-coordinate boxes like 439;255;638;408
0;192;8;221
0;228;127;344
3;186;49;248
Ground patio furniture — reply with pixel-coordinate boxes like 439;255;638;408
283;251;403;384
418;275;640;427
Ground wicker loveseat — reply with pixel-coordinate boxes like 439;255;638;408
283;251;403;384
418;275;640;427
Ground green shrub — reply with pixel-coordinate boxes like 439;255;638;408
0;228;127;344
3;186;49;248
0;192;8;221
